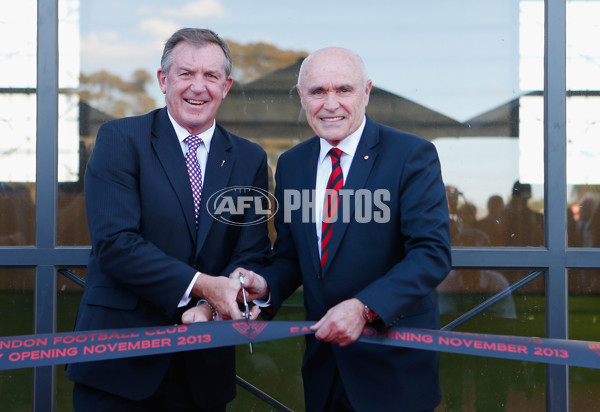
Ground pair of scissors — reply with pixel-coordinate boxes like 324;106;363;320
239;272;253;353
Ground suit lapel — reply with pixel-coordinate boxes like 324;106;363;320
320;118;379;275
301;139;322;276
195;126;233;254
151;108;197;240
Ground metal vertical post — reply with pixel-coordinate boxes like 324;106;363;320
34;0;59;410
544;0;568;410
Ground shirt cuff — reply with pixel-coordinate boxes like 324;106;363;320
178;272;201;307
253;293;272;307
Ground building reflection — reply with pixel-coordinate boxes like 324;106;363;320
1;59;598;251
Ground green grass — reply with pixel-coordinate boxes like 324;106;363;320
0;290;34;412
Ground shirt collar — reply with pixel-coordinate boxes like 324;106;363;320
167;110;215;152
319;116;366;164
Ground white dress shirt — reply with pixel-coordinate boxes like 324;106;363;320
166;111;216;307
315;117;366;255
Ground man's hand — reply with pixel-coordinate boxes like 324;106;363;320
229;267;270;302
191;274;244;320
181;301;261;323
310;298;366;347
181;302;213;324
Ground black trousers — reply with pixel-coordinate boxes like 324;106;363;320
322;367;354;412
73;353;226;412
322;367;434;412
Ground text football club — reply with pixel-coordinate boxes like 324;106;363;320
1;321;600;371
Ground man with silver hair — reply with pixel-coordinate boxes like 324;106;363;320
67;28;270;411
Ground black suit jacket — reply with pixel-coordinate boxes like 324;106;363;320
262;116;451;411
67;107;271;406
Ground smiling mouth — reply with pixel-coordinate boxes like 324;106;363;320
186;99;206;105
321;116;344;122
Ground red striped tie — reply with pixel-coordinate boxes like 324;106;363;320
321;148;343;270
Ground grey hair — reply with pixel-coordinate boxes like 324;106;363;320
160;28;232;76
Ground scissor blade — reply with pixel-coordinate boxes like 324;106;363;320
239;273;253;353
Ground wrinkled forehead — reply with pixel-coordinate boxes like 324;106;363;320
299;52;365;89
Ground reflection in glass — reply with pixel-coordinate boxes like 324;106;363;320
56;96;113;246
436;270;546;410
70;2;550;248
36;0;592;409
500;181;544;247
0;183;35;246
57;1;92;246
0;269;35;409
569;192;600;248
431;1;548;247
231;293;305;411
56;268;86;411
566;1;600;248
447;181;545;247
568;270;600;411
1;2;37;246
567;136;600;250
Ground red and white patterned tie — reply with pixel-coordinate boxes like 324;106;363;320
321;148;343;271
184;135;204;226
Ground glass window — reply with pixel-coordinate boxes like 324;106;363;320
231;290;305;411
47;1;565;410
566;1;600;248
0;182;35;246
56;268;86;411
58;0;90;246
0;269;35;409
568;270;600;411
0;2;37;246
433;1;545;247
71;1;543;249
437;269;546;410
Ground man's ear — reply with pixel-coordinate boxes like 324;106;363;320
157;69;167;94
222;76;234;98
364;80;373;107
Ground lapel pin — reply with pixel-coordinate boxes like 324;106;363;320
221;160;225;167
364;155;369;160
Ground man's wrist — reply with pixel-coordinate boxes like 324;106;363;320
192;272;213;299
362;304;379;323
197;299;217;321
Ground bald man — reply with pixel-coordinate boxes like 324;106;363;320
228;47;452;411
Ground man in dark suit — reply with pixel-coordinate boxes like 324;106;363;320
237;47;451;411
66;28;271;411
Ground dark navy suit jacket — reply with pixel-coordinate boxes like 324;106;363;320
262;116;451;411
67;107;271;406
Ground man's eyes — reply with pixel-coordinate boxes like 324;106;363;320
177;72;219;79
310;89;351;96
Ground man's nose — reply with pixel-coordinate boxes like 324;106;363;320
323;92;340;111
190;77;207;93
